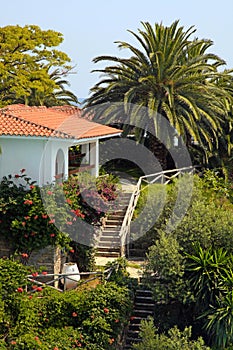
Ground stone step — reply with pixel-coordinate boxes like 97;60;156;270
135;289;153;296
97;246;120;252
131;309;154;318
97;242;120;248
134;302;154;311
105;221;121;227
98;236;120;242
125;337;141;345
95;251;120;258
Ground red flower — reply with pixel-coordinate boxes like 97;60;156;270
34;336;39;341
28;295;33;299
54;347;59;350
24;199;33;205
37;287;43;292
49;219;55;224
42;271;47;275
66;221;72;225
24;216;30;220
32;285;38;290
30;185;35;189
66;198;72;204
69;249;75;254
14;174;20;178
11;340;17;345
130;316;135;320
32;272;38;277
115;319;119;323
47;191;53;195
50;233;55;237
20;168;26;173
103;307;109;314
21;253;29;258
17;287;23;293
108;338;115;345
22;221;26;226
42;214;48;219
34;215;38;220
72;312;78;317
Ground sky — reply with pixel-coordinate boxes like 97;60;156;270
1;0;233;99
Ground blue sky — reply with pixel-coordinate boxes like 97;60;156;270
1;0;233;99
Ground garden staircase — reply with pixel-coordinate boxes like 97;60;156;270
95;191;133;258
123;288;155;349
95;166;195;259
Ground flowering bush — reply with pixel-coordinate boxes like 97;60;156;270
0;170;120;268
0;170;72;256
0;259;132;349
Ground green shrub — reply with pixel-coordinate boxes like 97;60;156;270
132;317;210;350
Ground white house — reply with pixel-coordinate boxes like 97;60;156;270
0;104;121;185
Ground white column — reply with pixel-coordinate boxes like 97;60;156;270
89;140;99;177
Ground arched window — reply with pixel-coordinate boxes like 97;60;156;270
55;149;64;180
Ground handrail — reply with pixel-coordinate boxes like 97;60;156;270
26;266;114;292
119;166;196;256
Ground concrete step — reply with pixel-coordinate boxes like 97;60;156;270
95;251;120;258
131;309;154;318
134;302;154;311
97;242;120;248
98;236;120;242
135;289;153;297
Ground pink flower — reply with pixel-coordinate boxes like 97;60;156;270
42;214;48;219
66;221;72;225
47;191;53;195
49;219;55;224
72;312;78;317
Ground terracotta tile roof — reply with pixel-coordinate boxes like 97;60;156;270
0;104;122;140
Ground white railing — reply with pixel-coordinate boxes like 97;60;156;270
119;166;196;256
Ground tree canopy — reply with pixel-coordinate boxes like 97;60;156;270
0;25;78;106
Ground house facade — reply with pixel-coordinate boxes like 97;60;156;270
0;105;121;185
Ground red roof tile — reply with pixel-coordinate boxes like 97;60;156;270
0;104;121;139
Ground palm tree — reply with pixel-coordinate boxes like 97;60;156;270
85;21;232;167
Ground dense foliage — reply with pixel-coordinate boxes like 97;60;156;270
139;171;233;348
0;259;132;349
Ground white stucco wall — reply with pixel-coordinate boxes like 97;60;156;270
0;137;71;186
